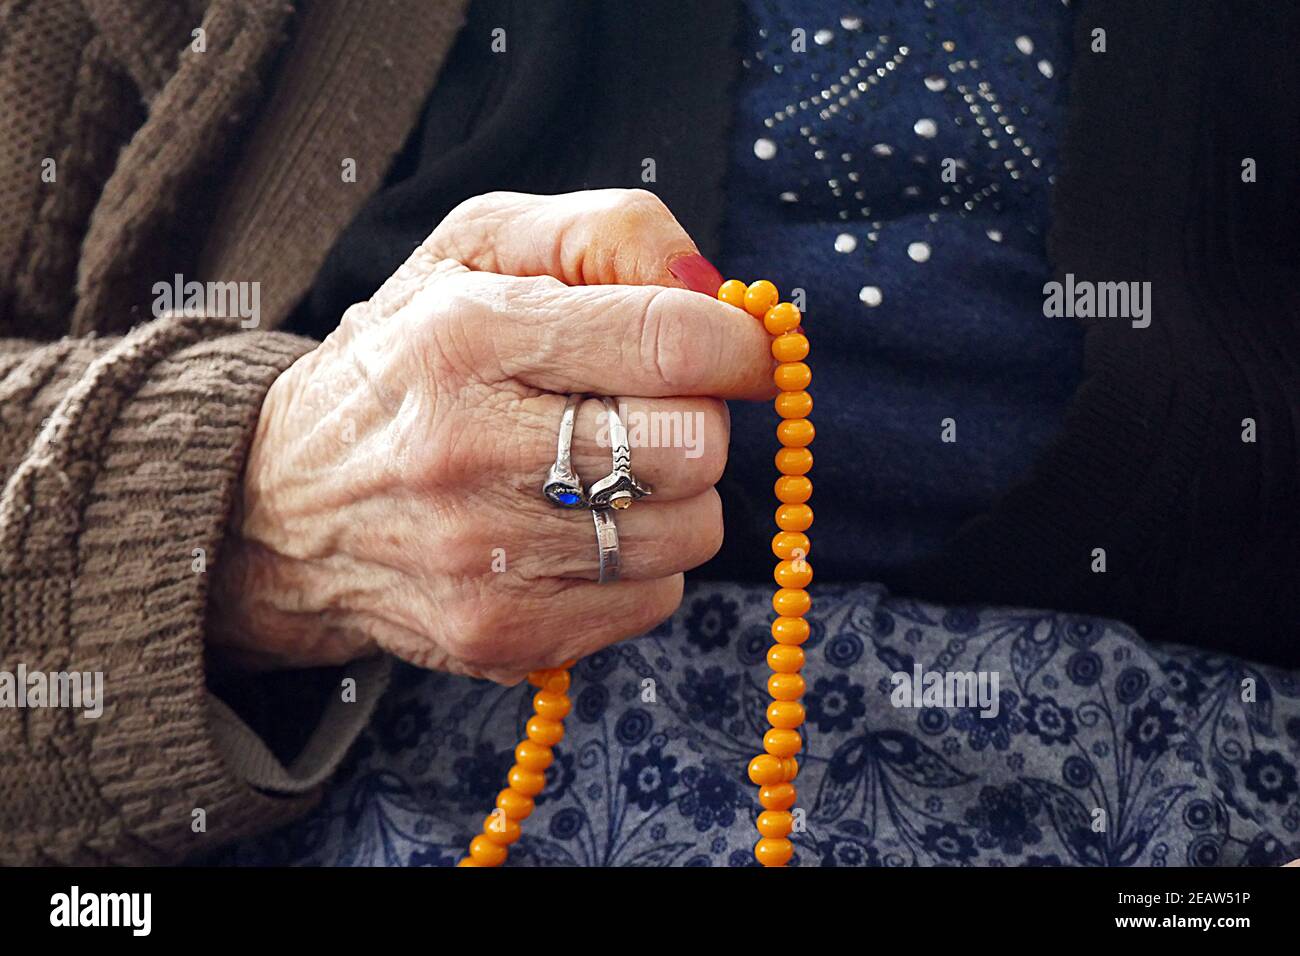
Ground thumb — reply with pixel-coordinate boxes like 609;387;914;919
422;188;723;293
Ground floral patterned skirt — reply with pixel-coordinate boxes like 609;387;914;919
221;583;1300;866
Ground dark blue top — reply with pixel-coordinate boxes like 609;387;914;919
713;0;1082;580
292;0;1300;662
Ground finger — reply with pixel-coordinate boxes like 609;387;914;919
480;574;687;680
541;574;686;664
508;394;728;503
434;270;776;399
367;248;468;320
424;189;723;293
509;488;724;582
355;574;684;686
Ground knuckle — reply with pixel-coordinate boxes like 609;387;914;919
588;187;669;223
643;494;723;574
695;402;730;485
694;490;726;562
409;272;498;381
337;300;374;333
583;189;677;261
438;602;481;659
416;416;480;489
639;288;702;391
443;594;511;667
425;267;491;320
428;192;523;268
379;249;464;315
439;192;500;231
557;190;676;286
641;574;686;628
617;188;671;221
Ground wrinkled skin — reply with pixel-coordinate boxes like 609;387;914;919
208;190;773;684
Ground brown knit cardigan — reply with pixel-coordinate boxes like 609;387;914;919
0;0;467;864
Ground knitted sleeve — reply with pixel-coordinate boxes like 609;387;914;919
0;314;383;864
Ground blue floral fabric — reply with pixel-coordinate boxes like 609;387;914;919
217;583;1300;867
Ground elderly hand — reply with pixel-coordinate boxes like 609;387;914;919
207;190;773;683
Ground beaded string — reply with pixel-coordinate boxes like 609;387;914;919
457;663;573;867
718;279;812;868
461;278;811;868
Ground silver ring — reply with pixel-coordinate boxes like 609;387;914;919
592;508;621;583
588;397;653;510
542;394;588;508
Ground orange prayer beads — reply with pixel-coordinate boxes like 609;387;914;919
719;278;812;867
464;276;812;868
458;665;572;866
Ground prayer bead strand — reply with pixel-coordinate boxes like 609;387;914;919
458;666;572;866
719;278;813;867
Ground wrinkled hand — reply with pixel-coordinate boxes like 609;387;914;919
208;190;773;683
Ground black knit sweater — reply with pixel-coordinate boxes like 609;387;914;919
291;0;1300;666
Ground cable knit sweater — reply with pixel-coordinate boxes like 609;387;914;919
0;0;466;864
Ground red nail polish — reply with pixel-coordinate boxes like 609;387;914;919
667;252;724;296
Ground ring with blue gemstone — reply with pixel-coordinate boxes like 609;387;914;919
542;393;589;508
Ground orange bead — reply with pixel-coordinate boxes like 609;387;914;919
767;700;805;730
776;503;813;532
764;727;802;758
774;361;811;390
717;278;747;308
772;588;811;618
508;766;547;797
759;782;798;811
541;669;570;694
771;531;810;560
768;672;805;700
781;757;800;781
757;810;794;839
777;418;815;448
774;475;812;503
763;302;801;335
469;835;508;866
768;644;805;673
744;279;779;318
754;837;794;867
748;753;785;786
482;812;522;846
774;559;813;589
457;857;480;867
771;616;810;645
774;390;813;419
527;668;570;693
496;787;534;820
526;715;564;747
515;739;554;772
775;447;812;476
771;332;809;363
533;691;571;721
